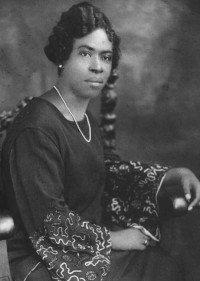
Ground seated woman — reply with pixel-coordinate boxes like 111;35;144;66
1;2;200;281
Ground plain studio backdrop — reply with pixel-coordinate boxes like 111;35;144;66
1;0;200;177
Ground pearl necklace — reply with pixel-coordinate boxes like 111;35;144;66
53;86;91;143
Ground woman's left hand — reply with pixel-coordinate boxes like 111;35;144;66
163;167;200;211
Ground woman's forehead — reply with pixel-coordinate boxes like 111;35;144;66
73;29;113;53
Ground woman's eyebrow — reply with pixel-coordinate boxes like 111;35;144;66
77;44;113;54
78;45;94;51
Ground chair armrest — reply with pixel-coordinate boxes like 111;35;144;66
0;211;15;240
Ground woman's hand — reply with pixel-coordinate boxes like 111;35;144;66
110;228;151;251
163;168;200;211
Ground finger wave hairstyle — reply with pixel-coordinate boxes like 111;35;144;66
44;1;121;75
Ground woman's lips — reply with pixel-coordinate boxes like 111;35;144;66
85;78;104;88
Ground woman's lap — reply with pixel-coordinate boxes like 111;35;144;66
13;208;200;281
11;248;181;281
107;246;182;281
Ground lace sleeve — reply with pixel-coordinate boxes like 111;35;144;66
102;159;169;241
30;202;111;281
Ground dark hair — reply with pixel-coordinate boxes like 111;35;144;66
44;2;121;75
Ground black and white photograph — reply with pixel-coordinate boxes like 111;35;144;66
1;1;200;280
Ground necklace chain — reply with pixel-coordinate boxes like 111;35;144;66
53;86;91;143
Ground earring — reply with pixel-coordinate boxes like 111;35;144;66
58;64;64;75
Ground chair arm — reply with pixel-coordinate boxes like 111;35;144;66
0;211;15;240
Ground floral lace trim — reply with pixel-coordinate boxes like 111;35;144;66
103;160;168;241
30;205;111;281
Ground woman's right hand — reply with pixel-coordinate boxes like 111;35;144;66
110;228;151;251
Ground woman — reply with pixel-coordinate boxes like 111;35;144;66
2;2;200;280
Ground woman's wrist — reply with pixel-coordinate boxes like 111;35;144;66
110;229;150;251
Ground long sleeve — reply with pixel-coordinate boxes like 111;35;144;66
8;128;111;280
30;204;111;281
102;158;168;241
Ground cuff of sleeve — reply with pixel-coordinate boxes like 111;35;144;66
155;172;168;205
130;224;160;242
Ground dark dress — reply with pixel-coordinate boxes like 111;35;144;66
1;98;181;281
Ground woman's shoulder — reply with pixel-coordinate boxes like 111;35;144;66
13;97;62;129
4;97;64;145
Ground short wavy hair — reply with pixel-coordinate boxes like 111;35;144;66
44;2;121;75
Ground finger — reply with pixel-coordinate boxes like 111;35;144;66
140;238;149;250
189;195;200;210
182;178;192;202
188;190;200;210
142;238;150;248
185;193;191;202
188;198;198;211
188;181;200;210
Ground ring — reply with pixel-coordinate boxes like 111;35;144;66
143;239;149;247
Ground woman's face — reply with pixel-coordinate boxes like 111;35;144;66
61;28;113;100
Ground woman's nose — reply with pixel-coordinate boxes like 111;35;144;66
89;56;103;73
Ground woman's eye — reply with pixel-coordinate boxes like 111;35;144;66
79;51;91;57
102;55;112;63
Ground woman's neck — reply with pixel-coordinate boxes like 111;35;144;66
41;85;90;122
53;83;89;121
